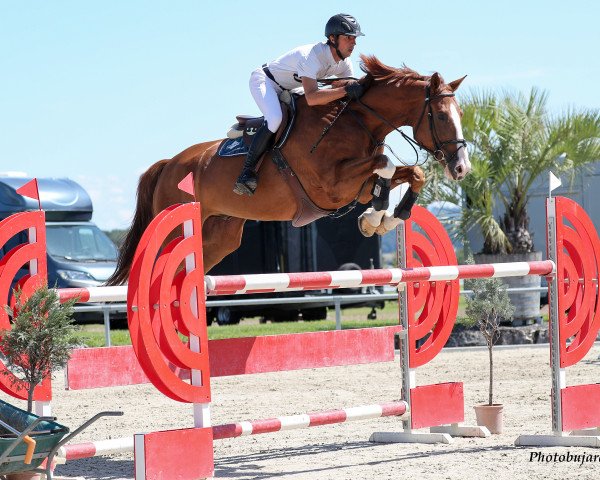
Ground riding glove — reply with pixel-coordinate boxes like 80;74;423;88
345;82;365;100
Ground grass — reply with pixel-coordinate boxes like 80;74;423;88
75;324;133;347
75;303;399;347
74;296;472;347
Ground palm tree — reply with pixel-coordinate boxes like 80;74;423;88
421;88;600;254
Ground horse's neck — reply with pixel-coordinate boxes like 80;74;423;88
365;82;427;140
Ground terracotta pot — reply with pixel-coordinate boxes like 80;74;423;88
474;404;504;434
5;472;42;480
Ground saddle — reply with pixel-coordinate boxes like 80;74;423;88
223;92;353;228
226;91;293;148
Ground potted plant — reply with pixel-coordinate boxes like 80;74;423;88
464;260;515;434
421;88;600;322
0;286;79;480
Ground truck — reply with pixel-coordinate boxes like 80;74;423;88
206;204;384;325
0;174;120;321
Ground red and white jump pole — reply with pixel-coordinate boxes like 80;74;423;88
58;401;408;461
205;262;554;295
53;260;554;304
56;286;128;303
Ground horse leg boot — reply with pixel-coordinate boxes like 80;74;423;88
358;155;394;237
374;188;420;235
394;188;419;220
233;121;274;196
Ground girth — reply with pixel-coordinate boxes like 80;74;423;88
271;149;337;227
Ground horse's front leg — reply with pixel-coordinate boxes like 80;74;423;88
357;154;395;237
373;165;425;235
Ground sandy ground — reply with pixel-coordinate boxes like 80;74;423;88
3;343;600;480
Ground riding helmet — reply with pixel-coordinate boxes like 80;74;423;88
325;14;365;37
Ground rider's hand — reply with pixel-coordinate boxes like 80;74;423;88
344;81;365;100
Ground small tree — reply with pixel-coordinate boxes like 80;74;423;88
464;261;515;405
0;286;80;412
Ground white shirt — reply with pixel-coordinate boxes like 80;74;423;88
265;42;354;90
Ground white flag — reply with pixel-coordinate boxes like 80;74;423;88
549;171;562;192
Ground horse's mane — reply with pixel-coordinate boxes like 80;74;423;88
360;55;445;93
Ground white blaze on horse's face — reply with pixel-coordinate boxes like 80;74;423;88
445;103;471;181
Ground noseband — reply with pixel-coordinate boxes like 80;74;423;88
354;81;467;170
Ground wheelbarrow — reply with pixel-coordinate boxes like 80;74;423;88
0;399;122;479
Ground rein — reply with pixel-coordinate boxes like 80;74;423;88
309;76;359;153
310;100;350;153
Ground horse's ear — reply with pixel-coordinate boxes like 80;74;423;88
448;75;467;92
430;72;442;93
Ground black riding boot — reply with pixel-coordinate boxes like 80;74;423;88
233;122;274;195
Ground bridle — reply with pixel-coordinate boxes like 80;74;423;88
413;85;467;166
354;81;467;170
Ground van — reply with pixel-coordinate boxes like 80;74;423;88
0;175;120;320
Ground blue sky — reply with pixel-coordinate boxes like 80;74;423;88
1;1;599;230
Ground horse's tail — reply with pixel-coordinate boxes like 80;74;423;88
106;159;169;286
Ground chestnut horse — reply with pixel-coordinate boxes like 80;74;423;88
108;55;470;284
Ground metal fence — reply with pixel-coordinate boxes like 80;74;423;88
75;285;548;347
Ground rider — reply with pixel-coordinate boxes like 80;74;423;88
233;13;366;196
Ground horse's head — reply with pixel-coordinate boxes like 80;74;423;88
413;72;471;181
358;56;471;181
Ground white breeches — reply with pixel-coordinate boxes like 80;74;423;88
249;68;283;133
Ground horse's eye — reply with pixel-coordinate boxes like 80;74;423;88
437;112;448;122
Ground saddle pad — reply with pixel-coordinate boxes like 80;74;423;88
217;138;248;157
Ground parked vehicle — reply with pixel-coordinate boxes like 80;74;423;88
0;174;120;321
207;205;384;325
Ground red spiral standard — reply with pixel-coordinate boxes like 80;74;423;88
552;196;600;432
405;205;460;368
554;197;600;368
127;203;211;404
0;211;52;401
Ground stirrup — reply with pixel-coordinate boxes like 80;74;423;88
233;180;256;196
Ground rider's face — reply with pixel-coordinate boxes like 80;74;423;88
334;35;357;59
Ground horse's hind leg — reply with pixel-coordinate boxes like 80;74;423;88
357;155;395;237
374;165;425;235
202;216;246;273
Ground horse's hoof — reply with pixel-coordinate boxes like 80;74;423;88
377;212;403;233
358;215;377;237
375;223;389;236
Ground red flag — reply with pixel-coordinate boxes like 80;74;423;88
16;178;42;210
177;173;196;201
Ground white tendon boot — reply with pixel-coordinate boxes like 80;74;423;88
359;156;396;237
375;211;403;235
358;207;386;237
